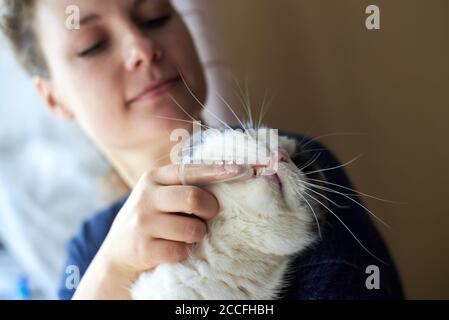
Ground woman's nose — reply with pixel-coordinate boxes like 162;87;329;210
123;28;162;72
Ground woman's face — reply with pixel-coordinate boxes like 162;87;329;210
34;0;206;150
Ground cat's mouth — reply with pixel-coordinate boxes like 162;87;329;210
252;166;283;189
250;151;287;189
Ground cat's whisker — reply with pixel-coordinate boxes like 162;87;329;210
233;92;250;131
168;94;199;123
215;91;247;132
302;190;387;265
243;76;255;128
176;67;233;131
229;73;249;118
257;91;275;129
231;95;249;130
231;74;254;130
256;91;267;130
305;178;404;204
146;115;210;167
164;95;221;157
291;148;328;159
151;115;214;130
303;155;363;176
300;184;348;210
298;132;367;149
295;189;323;240
298;152;323;172
303;180;391;229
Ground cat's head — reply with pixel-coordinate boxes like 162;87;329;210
179;127;318;255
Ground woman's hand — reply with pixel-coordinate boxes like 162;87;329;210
72;163;247;300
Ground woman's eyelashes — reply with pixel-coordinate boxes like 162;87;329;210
77;14;171;59
78;40;107;58
138;14;171;30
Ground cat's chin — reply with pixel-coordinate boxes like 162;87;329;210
262;173;282;189
275;163;306;211
262;175;284;201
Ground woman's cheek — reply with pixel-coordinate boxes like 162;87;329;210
69;89;123;140
167;18;205;90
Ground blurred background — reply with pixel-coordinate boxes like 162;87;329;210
0;0;448;299
209;0;449;299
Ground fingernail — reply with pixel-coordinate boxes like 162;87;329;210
204;165;252;186
224;164;247;175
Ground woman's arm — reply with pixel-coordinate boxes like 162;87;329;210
72;251;138;300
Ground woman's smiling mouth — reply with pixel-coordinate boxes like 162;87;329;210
127;75;181;106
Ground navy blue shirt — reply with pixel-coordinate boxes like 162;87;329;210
58;132;403;300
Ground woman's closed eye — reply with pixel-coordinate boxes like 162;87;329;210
77;15;171;58
78;40;107;58
138;14;171;29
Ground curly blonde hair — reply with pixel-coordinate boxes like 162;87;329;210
1;0;49;77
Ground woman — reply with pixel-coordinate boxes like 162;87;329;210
1;0;403;300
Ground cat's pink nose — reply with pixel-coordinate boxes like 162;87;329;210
276;151;287;163
263;151;287;175
251;151;288;177
270;151;287;166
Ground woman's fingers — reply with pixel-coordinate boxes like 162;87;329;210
117;163;251;273
150;212;207;244
144;239;193;266
150;163;250;186
152;186;219;220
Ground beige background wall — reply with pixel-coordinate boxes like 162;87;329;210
209;0;449;299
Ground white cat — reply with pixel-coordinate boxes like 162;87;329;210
131;128;323;300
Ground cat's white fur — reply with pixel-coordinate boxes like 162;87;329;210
131;129;320;299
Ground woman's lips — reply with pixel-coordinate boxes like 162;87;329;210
127;76;181;106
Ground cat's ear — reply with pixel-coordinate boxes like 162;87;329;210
279;136;297;156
